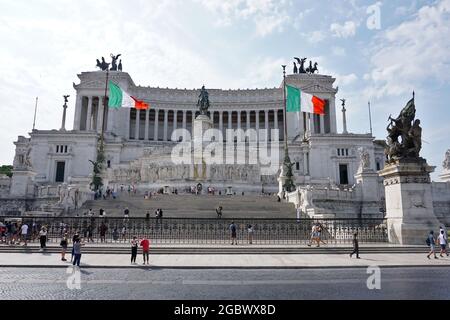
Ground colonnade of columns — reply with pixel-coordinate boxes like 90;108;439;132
127;109;287;141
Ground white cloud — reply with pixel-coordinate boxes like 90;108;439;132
195;0;292;37
332;46;346;56
304;30;326;44
365;0;450;98
335;73;358;86
330;21;357;38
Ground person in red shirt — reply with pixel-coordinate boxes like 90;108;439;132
140;236;150;265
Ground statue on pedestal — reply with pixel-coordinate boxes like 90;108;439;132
385;93;422;162
197;86;210;116
357;147;371;172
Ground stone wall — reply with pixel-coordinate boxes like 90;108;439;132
0;174;11;198
432;182;450;225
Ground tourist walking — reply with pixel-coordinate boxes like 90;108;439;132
71;231;80;262
247;224;254;244
20;222;28;246
87;224;94;242
216;206;223;219
350;232;360;259
440;226;449;255
229;221;237;245
316;223;327;247
72;238;84;267
140;236;150;265
124;207;130;222
121;226;127;241
39;227;47;251
131;236;138;264
427;230;438;259
438;229;448;257
60;234;68;261
112;228;119;242
99;223;108;243
307;224;318;247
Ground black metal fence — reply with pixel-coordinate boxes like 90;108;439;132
1;216;388;245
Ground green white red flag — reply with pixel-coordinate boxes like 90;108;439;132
108;81;149;110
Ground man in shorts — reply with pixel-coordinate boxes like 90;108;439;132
438;229;448;257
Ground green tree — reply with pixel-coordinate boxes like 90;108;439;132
0;165;13;178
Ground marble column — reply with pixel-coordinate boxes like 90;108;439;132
135;109;140;140
173;110;178;131
144;109;149;140
182;110;187;140
237;111;241;130
274;110;278;129
228;111;232;129
97;98;104;134
86;96;93;131
73;95;82;131
330;97;337;134
163;109;168;141
154;109;159;141
255;110;260;132
219;111;223;133
264;110;269;141
320;115;325;134
309;113;314;134
246;111;250;130
126;108;131;139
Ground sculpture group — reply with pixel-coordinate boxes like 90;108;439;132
385;93;422;163
96;53;123;71
293;57;318;74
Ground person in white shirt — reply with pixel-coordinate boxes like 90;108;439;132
438;230;448;257
39;227;47;251
20;223;28;246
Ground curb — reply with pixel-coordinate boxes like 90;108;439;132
0;264;448;270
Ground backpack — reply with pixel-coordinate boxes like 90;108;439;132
426;237;431;246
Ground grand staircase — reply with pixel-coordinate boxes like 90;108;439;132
73;193;296;218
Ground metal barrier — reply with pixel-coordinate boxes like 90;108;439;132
0;216;388;245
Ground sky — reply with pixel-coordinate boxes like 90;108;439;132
0;0;449;180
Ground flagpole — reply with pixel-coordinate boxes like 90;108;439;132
368;101;373;136
281;65;294;193
32;97;38;131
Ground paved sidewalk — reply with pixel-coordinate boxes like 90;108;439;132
1;252;450;268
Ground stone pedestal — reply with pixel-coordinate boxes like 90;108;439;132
10;170;36;197
379;158;441;245
193;114;213;170
355;169;382;218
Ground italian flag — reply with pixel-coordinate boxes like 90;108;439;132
286;84;325;115
108;81;149;110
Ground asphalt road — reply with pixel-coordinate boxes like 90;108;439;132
0;266;448;300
